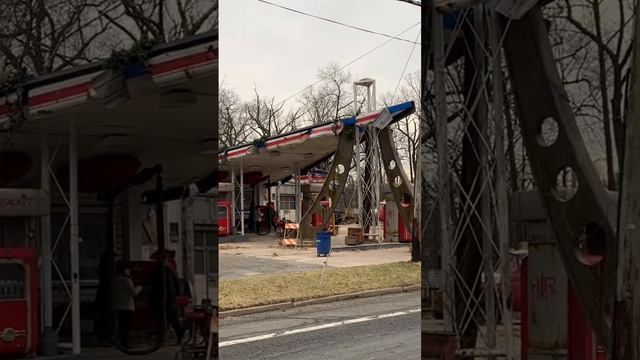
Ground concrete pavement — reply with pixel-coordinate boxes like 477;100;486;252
220;290;420;359
220;234;412;280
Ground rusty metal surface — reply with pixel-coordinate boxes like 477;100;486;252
378;124;413;234
526;221;569;353
502;6;617;347
299;124;355;242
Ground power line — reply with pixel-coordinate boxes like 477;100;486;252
275;21;421;109
256;0;420;45
391;27;421;103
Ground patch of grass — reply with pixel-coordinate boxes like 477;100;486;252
219;261;420;311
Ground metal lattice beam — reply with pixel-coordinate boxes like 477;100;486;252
502;5;617;347
299;124;356;242
378;124;414;234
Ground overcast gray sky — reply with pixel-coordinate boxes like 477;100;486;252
220;0;420;107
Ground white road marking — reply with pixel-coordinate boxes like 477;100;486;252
219;308;420;347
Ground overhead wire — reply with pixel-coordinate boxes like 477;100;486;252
391;27;421;103
256;0;420;45
272;21;421;110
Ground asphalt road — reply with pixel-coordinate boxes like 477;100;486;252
219;291;420;360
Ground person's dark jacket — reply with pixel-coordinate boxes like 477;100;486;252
146;263;179;311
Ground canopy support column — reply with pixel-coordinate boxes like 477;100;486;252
68;118;81;354
230;165;236;235
239;161;245;236
40;129;52;329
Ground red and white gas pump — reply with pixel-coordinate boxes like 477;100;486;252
514;191;608;360
217;200;231;237
398;213;411;243
0;248;38;357
380;202;386;241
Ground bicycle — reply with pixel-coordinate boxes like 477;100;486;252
174;302;218;360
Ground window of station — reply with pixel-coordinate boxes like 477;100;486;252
194;228;217;276
280;195;296;210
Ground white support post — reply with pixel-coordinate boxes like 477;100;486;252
371;80;379;237
68;119;81;354
295;169;301;224
275;184;280;218
353;84;358;116
371;81;380;238
230;165;236;236
40;129;52;329
239;161;245;236
371;80;376;111
353;83;363;228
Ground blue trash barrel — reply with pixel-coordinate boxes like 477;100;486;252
315;231;331;257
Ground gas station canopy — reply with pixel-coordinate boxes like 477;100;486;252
0;30;218;190
218;101;415;185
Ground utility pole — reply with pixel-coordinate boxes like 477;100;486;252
614;1;640;357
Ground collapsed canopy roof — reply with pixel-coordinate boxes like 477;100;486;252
218;101;415;185
0;30;218;190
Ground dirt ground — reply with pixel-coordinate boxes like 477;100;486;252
219;231;412;279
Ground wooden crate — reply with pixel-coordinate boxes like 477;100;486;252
362;233;381;244
345;227;363;245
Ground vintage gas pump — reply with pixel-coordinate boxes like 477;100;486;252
398;213;411;243
380;202;386;241
513;192;607;360
309;196;332;230
384;200;398;241
398;194;412;243
217;200;231;237
0;248;38;358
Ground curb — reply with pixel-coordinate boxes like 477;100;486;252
331;243;410;252
220;234;250;243
220;284;421;318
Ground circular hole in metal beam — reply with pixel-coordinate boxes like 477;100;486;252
552;166;578;202
328;180;340;191
393;176;403;188
335;164;345;175
389;160;396;170
400;193;411;208
319;196;332;209
575;221;606;266
537;117;559;147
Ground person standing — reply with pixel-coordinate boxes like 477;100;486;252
112;264;141;348
146;256;185;344
268;202;279;233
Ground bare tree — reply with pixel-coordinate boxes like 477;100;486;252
219;84;250;148
243;87;302;139
0;0;120;76
298;63;358;125
0;0;217;78
546;0;635;188
105;0;217;43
